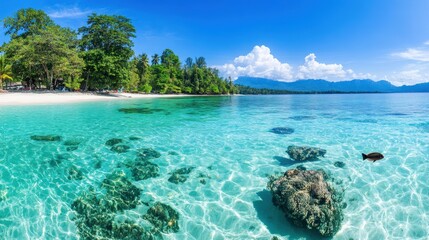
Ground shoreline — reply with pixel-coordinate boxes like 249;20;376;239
0;92;213;106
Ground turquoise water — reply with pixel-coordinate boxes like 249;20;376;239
0;93;429;239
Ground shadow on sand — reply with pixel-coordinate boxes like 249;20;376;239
253;190;332;240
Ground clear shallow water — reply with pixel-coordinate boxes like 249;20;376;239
0;93;428;239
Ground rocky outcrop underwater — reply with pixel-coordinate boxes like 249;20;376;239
72;170;180;239
286;145;327;161
267;169;344;237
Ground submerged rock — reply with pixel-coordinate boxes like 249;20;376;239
70;170;167;240
66;146;78;151
143;202;180;233
198;173;210;185
63;139;81;146
129;160;160;181
129;136;141;141
334;161;346;168
118;107;164;114
286;145;327;161
106;138;123;146
30;135;61;141
267;169;343;237
101;171;141;212
168;151;179;156
71;187;155;240
137;148;161;161
168;167;195;184
269;127;295;135
72;189;114;239
112;221;156;240
110;145;130;153
68;165;84;180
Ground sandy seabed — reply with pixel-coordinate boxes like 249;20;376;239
0;92;194;106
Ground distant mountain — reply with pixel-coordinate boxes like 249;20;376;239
234;77;429;93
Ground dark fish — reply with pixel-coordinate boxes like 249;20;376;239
362;152;384;163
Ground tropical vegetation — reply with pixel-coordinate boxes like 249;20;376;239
0;8;237;94
0;54;13;89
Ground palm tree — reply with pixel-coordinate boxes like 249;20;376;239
136;53;149;84
195;57;206;68
0;55;13;90
151;54;159;66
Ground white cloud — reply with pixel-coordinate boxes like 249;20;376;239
216;45;293;81
392;48;429;62
387;66;429;86
217;45;374;82
48;7;91;19
388;42;429;85
297;53;351;80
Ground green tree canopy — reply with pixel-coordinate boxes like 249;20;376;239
3;8;55;39
151;54;159;65
2;8;236;94
4;25;83;89
79;14;136;90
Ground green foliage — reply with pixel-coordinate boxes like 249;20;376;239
0;54;13;89
3;21;83;90
3;8;55;39
2;8;236;94
136;54;150;84
79;14;136;90
139;84;152;93
151;54;159;65
64;76;82;91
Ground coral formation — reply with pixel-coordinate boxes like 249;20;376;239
334;161;346;168
143;202;180;233
126;160;160;181
267;169;343;237
168;167;195;184
137;148;161;161
129;136;141;141
101;171;141;212
269;127;294;135
72;170;180;239
106;138;123;146
286;145;327;161
110;145;130;153
30;135;61;141
68;165;84;180
66;146;78;151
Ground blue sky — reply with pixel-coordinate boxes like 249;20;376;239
1;0;429;85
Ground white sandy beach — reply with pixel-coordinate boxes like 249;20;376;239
0;92;192;106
